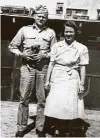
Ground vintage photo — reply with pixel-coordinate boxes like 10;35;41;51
1;0;100;137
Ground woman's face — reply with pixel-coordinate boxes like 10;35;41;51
64;26;75;44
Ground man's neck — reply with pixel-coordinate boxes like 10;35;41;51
35;23;46;31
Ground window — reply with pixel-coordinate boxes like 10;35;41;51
97;10;100;20
56;3;63;14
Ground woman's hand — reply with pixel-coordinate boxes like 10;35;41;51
44;82;50;97
78;85;85;99
79;85;85;93
44;82;50;92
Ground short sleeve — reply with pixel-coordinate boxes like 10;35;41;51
50;44;57;62
50;30;57;47
79;46;89;65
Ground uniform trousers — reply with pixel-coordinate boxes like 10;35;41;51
17;64;48;132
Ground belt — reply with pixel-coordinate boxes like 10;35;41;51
55;63;79;75
22;58;49;69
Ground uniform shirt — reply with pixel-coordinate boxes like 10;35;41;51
9;24;56;56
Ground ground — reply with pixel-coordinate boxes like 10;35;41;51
0;101;100;137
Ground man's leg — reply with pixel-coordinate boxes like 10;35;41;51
17;65;36;133
35;65;48;135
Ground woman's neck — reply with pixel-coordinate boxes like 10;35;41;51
65;40;74;46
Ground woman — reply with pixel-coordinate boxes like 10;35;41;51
44;21;89;136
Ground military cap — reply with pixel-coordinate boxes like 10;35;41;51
35;5;48;15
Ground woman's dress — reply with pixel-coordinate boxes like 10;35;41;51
44;40;89;120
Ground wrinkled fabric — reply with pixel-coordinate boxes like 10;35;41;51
9;24;56;58
17;65;48;131
44;40;89;119
8;24;56;131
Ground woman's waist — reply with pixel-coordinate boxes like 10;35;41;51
54;63;79;72
51;65;79;80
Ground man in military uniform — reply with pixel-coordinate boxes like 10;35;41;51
9;5;56;137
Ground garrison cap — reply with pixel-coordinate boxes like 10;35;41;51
35;5;48;15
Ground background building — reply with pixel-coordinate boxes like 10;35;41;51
49;0;100;20
1;0;100;20
1;0;100;109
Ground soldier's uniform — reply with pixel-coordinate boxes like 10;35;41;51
9;11;56;133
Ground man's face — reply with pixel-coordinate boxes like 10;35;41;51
64;26;75;44
34;13;48;27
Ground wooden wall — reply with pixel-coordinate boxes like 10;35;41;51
1;15;100;109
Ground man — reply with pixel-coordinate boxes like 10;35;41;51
9;5;56;137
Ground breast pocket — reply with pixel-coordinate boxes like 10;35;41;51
24;37;36;48
41;37;51;50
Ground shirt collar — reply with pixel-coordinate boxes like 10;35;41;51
32;23;47;32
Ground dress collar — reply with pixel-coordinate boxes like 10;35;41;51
63;40;76;49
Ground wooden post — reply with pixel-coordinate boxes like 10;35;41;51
10;55;17;101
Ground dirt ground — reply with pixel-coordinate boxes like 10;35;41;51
0;101;100;137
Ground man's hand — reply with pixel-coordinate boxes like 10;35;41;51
20;53;34;61
32;53;47;62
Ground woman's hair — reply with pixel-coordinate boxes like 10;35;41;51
63;21;79;35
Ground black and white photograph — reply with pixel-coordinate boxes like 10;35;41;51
0;0;100;137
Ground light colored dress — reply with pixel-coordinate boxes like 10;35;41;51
44;40;89;120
